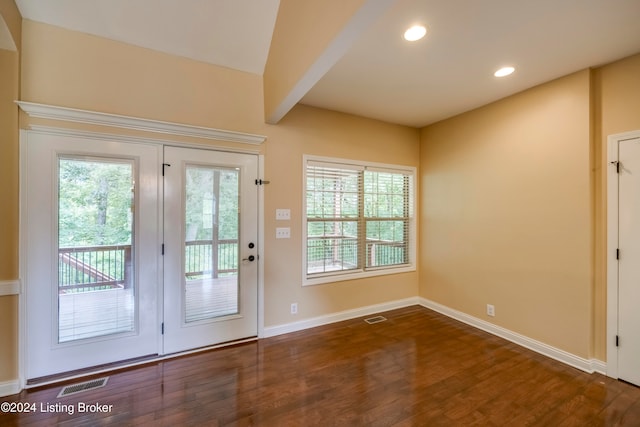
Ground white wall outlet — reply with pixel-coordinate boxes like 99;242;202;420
487;304;495;317
276;209;291;220
276;227;290;239
291;303;298;314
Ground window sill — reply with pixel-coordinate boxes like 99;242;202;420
302;264;416;287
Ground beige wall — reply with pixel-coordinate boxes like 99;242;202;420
0;0;20;47
592;53;640;360
420;70;593;358
418;52;640;363
21;20;265;135
264;105;420;326
6;12;640;387
0;0;20;384
18;21;420;337
0;29;19;282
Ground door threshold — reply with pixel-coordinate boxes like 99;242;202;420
25;336;258;390
26;354;159;388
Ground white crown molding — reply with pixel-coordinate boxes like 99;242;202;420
419;297;606;374
0;280;20;296
16;101;266;145
25;125;261;156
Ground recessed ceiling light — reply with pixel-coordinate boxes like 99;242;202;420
404;25;427;42
494;66;515;77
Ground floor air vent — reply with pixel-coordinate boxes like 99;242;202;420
57;377;109;398
364;315;387;324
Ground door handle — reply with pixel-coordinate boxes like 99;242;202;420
242;255;255;262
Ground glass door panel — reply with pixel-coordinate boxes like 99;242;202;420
24;132;159;380
57;157;136;342
163;146;258;355
184;165;239;322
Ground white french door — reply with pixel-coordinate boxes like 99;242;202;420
23;132;161;380
162;147;258;354
23;131;259;380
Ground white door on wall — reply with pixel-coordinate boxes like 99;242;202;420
23;132;161;380
617;135;640;386
162;146;258;354
23;131;260;381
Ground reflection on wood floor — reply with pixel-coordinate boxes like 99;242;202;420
6;306;640;426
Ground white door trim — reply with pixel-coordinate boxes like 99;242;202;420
18;126;265;389
606;129;640;379
257;154;266;338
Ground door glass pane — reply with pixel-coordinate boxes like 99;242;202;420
184;165;239;322
58;157;135;343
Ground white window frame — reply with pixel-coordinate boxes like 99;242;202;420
302;155;416;286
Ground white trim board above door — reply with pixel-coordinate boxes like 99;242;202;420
607;129;640;383
16;101;267;145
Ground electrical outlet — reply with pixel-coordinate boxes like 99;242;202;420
276;227;290;239
486;304;495;317
276;209;291;220
291;303;298;314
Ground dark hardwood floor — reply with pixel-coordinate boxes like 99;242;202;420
3;305;640;426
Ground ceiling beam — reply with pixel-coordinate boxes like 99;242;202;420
0;0;21;51
263;0;394;124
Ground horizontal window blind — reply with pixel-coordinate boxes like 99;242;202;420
306;163;362;275
363;169;411;268
305;158;414;281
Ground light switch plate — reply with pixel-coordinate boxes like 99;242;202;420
276;227;290;239
276;209;291;220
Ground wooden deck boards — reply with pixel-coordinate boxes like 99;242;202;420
59;277;237;342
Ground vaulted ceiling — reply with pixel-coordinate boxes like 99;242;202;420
15;0;640;127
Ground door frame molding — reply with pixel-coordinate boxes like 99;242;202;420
606;129;640;379
18;124;265;390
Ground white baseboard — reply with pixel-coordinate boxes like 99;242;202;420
262;296;607;375
0;280;20;296
419;297;606;374
590;359;607;375
262;297;419;338
0;282;21;397
0;379;21;397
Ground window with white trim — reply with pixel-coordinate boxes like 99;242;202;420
303;156;415;285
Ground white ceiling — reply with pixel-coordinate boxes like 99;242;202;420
15;0;280;74
15;0;640;128
302;0;640;127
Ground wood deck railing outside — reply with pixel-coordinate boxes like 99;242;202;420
58;239;238;294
